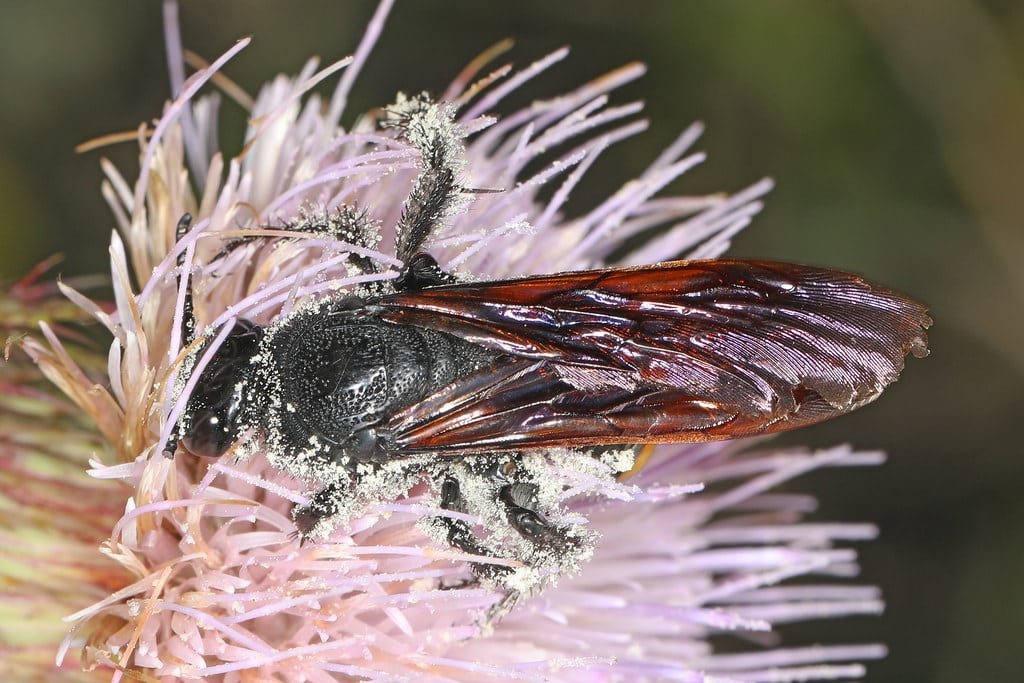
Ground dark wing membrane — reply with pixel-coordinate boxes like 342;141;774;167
376;259;930;452
384;357;855;453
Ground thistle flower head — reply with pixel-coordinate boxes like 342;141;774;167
11;2;891;680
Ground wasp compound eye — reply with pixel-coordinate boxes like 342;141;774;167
181;407;236;457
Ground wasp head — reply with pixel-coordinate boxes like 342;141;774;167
180;320;265;457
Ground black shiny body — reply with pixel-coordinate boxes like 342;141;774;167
182;300;496;465
263;304;496;464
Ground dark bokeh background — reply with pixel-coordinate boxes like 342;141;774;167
1;2;1021;681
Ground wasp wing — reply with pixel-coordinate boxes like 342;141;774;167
375;259;930;452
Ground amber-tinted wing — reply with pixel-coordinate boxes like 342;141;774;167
375;259;930;453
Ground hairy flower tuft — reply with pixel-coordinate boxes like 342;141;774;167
11;2;892;681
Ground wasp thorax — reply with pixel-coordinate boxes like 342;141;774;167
257;300;496;467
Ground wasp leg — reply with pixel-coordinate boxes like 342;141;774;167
292;483;343;539
498;483;572;552
439;477;489;556
394;253;457;291
437;477;511;585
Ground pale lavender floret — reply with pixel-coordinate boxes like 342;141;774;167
45;1;891;680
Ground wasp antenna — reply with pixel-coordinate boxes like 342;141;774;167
175;212;193;245
164;213;196;459
174;213;197;346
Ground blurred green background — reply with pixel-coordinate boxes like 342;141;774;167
1;2;1021;681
